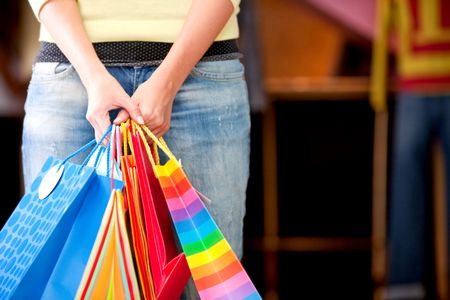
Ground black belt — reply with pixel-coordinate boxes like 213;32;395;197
35;40;241;66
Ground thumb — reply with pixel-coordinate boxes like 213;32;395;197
116;98;144;125
113;109;130;125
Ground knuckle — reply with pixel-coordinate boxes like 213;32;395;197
155;115;164;126
115;97;127;104
142;111;151;119
86;113;94;122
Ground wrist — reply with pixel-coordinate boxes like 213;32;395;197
156;57;191;91
151;66;181;97
78;62;109;90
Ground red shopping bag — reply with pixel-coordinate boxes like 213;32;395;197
126;122;190;300
120;151;156;300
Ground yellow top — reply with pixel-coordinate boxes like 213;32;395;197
28;0;241;43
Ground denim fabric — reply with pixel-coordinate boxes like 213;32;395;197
387;92;450;299
22;59;250;299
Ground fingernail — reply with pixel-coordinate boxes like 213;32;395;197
137;116;144;124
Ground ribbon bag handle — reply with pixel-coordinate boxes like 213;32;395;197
131;123;170;171
38;126;113;200
79;126;113;169
131;121;212;205
130;120;176;162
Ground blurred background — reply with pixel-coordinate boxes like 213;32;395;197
2;0;450;299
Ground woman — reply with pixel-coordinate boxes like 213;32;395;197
24;0;250;298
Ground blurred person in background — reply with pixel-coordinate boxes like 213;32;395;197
0;1;26;116
372;0;450;299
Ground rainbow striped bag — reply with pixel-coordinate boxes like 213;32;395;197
134;124;262;300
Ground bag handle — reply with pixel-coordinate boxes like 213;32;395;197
130;121;212;204
130;120;176;162
131;122;158;169
38;126;113;200
57;125;113;172
81;126;113;167
121;121;129;156
131;122;172;172
108;125;116;186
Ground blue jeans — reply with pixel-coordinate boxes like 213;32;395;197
387;92;450;299
22;59;250;299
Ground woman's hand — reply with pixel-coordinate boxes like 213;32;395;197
85;69;144;141
112;0;235;137
114;68;177;138
38;0;144;142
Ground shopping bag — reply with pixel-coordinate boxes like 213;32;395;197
41;130;124;299
127;124;190;300
75;189;141;300
0;134;112;300
134;124;262;300
120;132;157;300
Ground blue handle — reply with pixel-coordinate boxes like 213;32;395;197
58;125;113;170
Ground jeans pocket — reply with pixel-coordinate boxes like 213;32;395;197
30;62;75;83
190;59;244;81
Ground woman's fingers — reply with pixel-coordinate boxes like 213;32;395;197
85;71;146;144
113;109;130;125
148;122;170;138
87;112;111;146
115;97;144;125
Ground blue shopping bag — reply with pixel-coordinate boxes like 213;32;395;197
0;130;111;300
41;128;124;300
